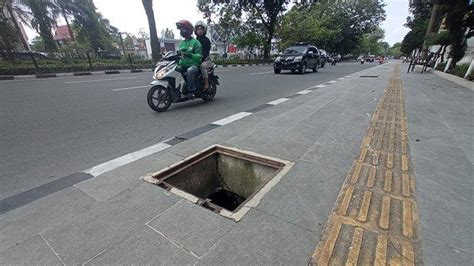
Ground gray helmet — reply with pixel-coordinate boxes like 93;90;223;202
194;20;207;35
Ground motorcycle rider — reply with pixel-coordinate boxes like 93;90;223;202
194;21;211;90
176;20;202;98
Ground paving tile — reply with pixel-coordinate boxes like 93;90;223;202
300;134;360;172
256;160;346;232
41;183;180;264
87;226;197;265
422;238;473;266
0;187;95;253
148;200;235;257
199;209;316;265
0;235;62;265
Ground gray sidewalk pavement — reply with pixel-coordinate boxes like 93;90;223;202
0;62;472;265
403;70;473;265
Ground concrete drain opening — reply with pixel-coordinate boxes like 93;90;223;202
143;145;293;221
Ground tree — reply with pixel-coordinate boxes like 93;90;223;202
277;1;386;55
71;0;114;53
0;10;22;58
4;1;30;50
199;2;243;56
387;42;403;58
53;0;75;43
199;0;290;59
30;35;45;51
437;0;473;67
15;0;58;51
142;0;160;62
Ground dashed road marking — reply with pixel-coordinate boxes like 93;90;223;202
112;85;149;91
211;112;253;126
267;98;290;105
64;77;137;84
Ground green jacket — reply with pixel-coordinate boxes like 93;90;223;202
178;38;202;68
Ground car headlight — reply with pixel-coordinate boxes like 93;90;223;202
293;56;303;62
275;56;281;62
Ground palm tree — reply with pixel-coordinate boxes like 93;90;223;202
142;0;160;61
15;0;58;51
3;0;30;50
53;0;75;43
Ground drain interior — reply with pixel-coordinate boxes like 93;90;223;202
144;145;292;220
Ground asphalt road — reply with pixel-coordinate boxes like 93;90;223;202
0;61;375;200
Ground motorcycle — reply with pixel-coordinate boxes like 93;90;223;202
147;51;219;112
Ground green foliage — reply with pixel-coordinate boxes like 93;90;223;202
438;0;473;67
426;31;451;46
448;63;471;79
401;29;424;55
0;15;21;54
30;36;46;51
278;6;340;51
199;0;290;59
16;0;58;51
353;28;387;56
277;1;386;55
387;42;403;57
71;0;115;53
435;62;446;71
0;57;153;75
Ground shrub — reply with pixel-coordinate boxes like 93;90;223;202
448;63;471;79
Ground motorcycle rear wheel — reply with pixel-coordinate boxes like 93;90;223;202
202;80;217;101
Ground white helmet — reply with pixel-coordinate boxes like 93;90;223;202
194;20;207;35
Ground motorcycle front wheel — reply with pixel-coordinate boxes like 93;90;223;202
147;85;171;112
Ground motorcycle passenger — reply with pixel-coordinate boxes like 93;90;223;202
176;20;202;98
194;21;211;90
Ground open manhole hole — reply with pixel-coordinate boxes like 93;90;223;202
143;145;293;221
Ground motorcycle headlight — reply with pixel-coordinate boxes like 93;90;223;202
293;56;303;62
275;56;281;62
153;68;166;80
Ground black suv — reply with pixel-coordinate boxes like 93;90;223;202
273;43;320;74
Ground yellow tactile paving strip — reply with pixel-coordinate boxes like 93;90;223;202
310;64;422;265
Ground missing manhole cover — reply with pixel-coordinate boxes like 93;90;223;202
143;145;293;221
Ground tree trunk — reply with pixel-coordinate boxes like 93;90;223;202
62;9;75;43
6;4;30;50
142;0;160;62
263;26;274;60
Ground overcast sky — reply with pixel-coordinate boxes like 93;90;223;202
24;0;410;46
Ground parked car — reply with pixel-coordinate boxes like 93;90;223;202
319;49;328;68
273;43;320;74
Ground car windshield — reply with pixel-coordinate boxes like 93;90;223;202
284;46;307;55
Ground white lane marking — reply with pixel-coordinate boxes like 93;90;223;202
84;142;171;177
64;77;137;84
112;85;149;91
250;71;274;75
345;75;351;78
314;84;327;88
267;98;290;105
211;112;252;126
297;89;312;95
327;80;337;84
338;77;345;80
